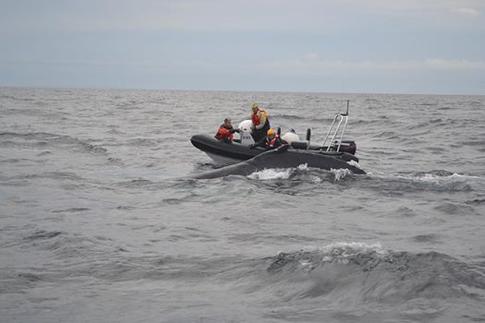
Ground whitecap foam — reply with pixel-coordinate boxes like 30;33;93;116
330;168;352;181
414;172;478;182
393;172;480;187
291;242;386;257
297;163;308;171
320;241;387;257
247;164;308;180
269;242;388;272
370;171;481;184
311;176;322;183
347;159;362;169
247;168;294;180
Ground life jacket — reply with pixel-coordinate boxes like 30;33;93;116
251;112;260;126
215;125;233;141
252;109;268;128
266;135;281;148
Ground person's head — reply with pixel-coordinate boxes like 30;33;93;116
267;128;275;139
251;103;259;113
223;118;232;127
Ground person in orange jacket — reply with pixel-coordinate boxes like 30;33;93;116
251;128;286;149
250;103;270;142
215;118;239;143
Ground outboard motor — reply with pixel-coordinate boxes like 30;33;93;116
336;140;357;155
238;120;252;133
281;128;300;144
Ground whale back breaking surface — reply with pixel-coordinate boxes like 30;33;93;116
194;148;364;179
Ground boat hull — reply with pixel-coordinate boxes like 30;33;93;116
190;134;364;174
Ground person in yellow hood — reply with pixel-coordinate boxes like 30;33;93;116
250;103;270;141
250;128;286;149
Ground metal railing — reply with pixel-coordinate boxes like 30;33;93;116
321;100;350;152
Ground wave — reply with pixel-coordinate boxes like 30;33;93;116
1;171;84;182
4;229;485;322
399;171;479;191
465;198;485;205
0;94;36;102
459;139;485;148
270;113;331;123
434;201;475;215
0;157;44;164
116;178;155;188
23;230;63;241
0;132;107;154
51;208;90;213
412;233;441;243
265;242;485;303
271;113;307;120
366;170;478;193
406;118;447;130
126;137;160;147
374;131;402;140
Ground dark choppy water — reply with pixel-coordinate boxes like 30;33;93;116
1;87;485;322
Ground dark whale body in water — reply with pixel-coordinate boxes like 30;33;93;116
194;145;365;179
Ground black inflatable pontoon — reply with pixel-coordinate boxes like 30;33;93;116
190;134;359;164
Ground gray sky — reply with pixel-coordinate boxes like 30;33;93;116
1;0;484;94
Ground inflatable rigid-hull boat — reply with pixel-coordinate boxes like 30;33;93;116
190;134;361;167
191;101;364;173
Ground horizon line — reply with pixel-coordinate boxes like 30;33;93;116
0;84;483;97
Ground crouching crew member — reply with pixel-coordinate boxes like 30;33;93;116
251;128;286;149
215;118;239;143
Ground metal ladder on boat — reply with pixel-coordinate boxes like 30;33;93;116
321;100;350;153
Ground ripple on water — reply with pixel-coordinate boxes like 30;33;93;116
434;202;476;215
412;234;441;244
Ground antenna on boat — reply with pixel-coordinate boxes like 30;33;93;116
342;100;350;116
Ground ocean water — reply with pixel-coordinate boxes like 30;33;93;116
0;87;484;322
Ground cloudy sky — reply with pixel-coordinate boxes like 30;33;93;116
1;0;484;94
